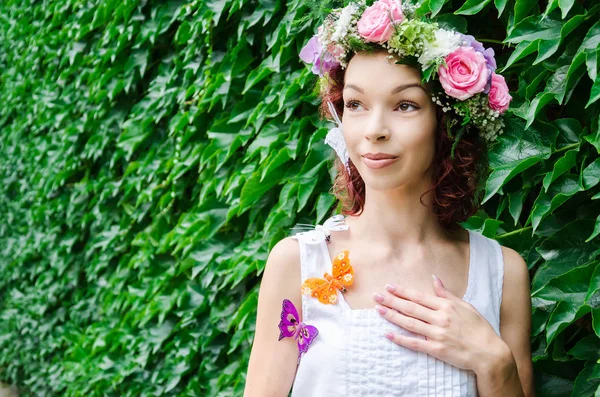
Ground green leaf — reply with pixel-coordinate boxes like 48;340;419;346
586;262;600;302
535;261;595;344
530;174;583;232
543;0;559;17
594;308;600;338
532;219;600;293
429;0;448;17
502;12;584;74
535;371;575;396
582;158;600;190
297;177;319;212
260;147;293;181
243;66;274;94
568;334;600;360
315;193;336;224
558;0;575;19
505;15;562;43
557;20;600;104
238;167;285;216
502;40;539;71
554;118;584;149
587;50;599;82
508;189;528;225
514;0;537;22
542;150;578;192
587;75;600;108
587;215;600;243
573;361;600;397
525;91;556;128
585;125;600;154
454;0;491;15
117;123;152;161
434;14;468;33
494;0;508;16
175;21;192;45
483;119;555;203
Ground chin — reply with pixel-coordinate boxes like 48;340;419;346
358;173;406;192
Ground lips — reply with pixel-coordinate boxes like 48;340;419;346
362;153;399;169
362;152;398;160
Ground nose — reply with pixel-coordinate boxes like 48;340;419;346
363;107;391;142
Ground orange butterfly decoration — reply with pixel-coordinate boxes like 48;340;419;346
301;250;354;304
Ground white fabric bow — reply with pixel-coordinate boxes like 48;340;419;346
324;100;350;172
291;214;349;244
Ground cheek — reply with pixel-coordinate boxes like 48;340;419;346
343;124;363;157
406;121;437;151
399;127;437;174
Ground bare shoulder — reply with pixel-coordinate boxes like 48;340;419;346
266;236;301;268
498;244;535;397
498;243;531;327
262;237;301;285
499;245;530;294
260;236;302;307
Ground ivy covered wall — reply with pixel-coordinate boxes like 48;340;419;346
0;0;599;396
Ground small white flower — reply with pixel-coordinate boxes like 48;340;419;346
301;286;312;296
331;4;357;42
418;28;462;68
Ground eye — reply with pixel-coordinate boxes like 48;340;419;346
397;101;419;112
344;99;364;112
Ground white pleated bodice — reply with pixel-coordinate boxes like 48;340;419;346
290;215;504;396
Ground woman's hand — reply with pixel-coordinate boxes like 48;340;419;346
372;275;512;375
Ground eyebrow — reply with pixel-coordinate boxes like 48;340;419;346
343;83;427;94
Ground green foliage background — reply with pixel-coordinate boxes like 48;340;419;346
0;0;599;395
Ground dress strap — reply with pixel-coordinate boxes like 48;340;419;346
466;231;504;336
290;214;348;276
490;237;505;334
290;214;349;319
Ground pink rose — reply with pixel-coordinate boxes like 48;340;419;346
438;46;490;101
488;73;512;113
357;0;404;44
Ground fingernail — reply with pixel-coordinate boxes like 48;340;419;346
375;305;387;315
432;274;444;288
373;293;384;302
385;283;397;291
384;332;394;339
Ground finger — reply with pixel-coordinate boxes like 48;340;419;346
373;291;438;325
432;274;447;298
385;283;444;310
375;305;439;339
384;331;441;356
431;274;461;301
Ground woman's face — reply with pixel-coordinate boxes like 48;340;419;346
341;51;438;192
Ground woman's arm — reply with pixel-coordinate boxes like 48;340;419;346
243;237;303;397
475;246;534;397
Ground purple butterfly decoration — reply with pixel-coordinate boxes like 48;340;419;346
278;299;319;363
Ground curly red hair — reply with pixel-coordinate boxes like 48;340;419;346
318;55;490;231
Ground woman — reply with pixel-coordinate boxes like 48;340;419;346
244;1;533;396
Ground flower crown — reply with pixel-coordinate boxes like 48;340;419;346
299;0;512;145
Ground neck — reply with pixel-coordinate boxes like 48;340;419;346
346;179;450;251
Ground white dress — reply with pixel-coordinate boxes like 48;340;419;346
290;214;504;396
